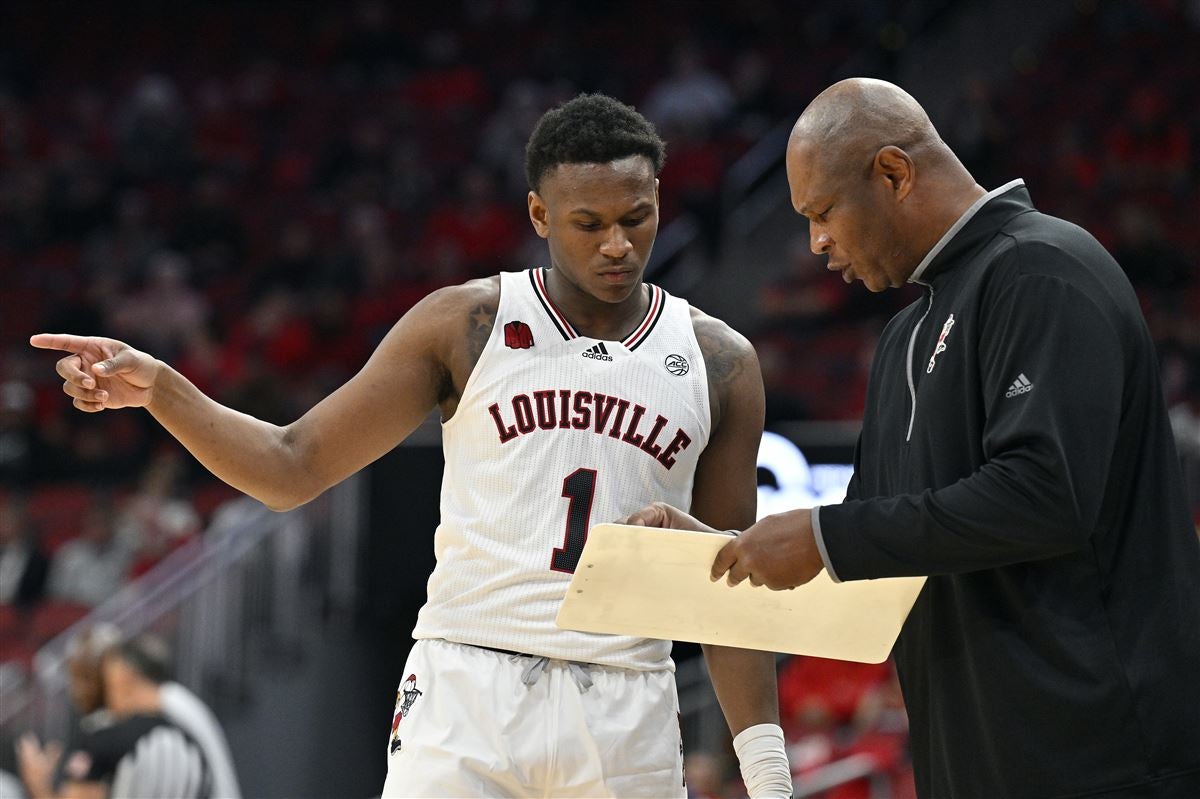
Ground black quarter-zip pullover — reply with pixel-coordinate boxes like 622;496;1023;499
816;183;1200;798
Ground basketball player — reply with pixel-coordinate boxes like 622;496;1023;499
31;94;792;798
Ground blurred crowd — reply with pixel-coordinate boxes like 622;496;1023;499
1;1;1197;796
753;0;1200;435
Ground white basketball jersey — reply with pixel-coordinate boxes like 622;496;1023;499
412;268;712;671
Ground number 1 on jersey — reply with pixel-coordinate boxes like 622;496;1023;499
552;468;597;573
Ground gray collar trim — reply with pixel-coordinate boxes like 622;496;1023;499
908;178;1025;285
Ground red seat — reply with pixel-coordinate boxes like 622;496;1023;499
27;484;94;545
26;601;91;646
191;481;241;523
0;603;21;636
0;635;38;672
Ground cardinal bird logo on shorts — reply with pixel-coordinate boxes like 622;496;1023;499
504;321;535;349
389;673;424;754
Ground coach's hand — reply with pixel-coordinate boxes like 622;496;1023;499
711;509;824;590
30;334;161;412
623;502;718;534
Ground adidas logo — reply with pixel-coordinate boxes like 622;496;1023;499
582;341;614;362
1005;373;1033;398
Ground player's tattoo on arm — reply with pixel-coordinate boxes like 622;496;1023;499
696;320;746;388
466;301;498;368
694;316;751;429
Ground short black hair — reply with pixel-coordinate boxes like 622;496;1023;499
110;634;173;685
524;93;666;192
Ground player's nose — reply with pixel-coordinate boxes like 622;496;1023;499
599;226;634;259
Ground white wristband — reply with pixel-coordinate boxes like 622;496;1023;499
732;723;792;798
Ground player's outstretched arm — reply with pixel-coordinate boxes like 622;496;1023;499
30;280;493;511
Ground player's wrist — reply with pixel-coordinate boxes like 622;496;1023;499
732;723;792;798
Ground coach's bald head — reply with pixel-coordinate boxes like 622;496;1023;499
786;78;984;291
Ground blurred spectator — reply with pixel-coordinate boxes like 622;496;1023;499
0;496;48;607
643;42;735;137
421;165;520;277
114;74;190;181
170;172;247;285
46;497;131;607
479;81;553;196
116;451;201;579
108;250;210;361
0;379;38;485
1109;203;1191;292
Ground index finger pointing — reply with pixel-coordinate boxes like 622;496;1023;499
711;538;740;581
30;333;90;353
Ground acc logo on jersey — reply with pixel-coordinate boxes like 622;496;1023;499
504;321;534;349
664;354;689;376
389;673;424;755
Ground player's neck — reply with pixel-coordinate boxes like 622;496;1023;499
544;269;650;341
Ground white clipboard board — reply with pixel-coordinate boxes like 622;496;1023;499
555;524;926;663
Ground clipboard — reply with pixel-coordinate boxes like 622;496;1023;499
555;524;926;663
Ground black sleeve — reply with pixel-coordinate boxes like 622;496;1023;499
820;266;1125;579
843;435;863;502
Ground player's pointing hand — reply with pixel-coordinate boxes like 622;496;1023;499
622;502;718;534
710;509;825;590
30;334;160;412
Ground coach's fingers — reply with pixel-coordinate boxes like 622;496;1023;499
711;538;740;581
725;561;750;587
55;354;96;389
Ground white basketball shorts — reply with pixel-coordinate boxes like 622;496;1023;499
381;638;685;798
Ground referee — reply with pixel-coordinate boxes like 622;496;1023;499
20;632;213;799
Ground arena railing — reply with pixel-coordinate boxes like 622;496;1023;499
0;473;362;761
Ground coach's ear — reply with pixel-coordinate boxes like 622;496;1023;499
528;191;550;239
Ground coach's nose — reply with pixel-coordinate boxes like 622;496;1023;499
810;223;832;255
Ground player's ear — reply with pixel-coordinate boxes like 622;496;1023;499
528;191;550;239
654;178;660;208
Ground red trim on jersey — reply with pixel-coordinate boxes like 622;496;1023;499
623;284;664;350
533;268;579;339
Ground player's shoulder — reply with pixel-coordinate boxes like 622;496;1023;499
416;275;501;318
687;305;756;364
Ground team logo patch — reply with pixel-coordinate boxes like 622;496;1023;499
504;321;534;349
664;354;689;376
389;673;424;755
582;341;613;361
926;314;956;374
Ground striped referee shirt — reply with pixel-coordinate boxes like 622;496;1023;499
68;713;211;798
